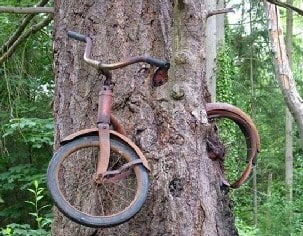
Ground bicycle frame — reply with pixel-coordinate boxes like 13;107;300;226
62;31;170;183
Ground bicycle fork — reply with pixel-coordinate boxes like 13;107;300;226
94;84;113;183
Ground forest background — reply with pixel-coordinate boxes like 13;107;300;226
0;0;302;235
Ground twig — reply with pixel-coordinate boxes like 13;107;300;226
0;0;50;55
265;0;303;16
0;6;54;14
207;7;234;19
0;14;53;66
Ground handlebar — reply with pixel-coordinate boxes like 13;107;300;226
67;31;170;71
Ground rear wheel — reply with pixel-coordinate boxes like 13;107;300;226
206;102;260;188
47;134;149;227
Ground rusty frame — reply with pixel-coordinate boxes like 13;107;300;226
206;102;261;188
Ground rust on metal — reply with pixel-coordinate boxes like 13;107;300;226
152;67;169;87
60;128;99;144
97;85;113;124
206;102;261;188
102;159;143;181
110;130;150;171
60;128;150;171
96;123;111;175
110;114;126;136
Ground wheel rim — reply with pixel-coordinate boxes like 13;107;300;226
48;136;148;227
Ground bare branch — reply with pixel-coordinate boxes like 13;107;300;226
265;0;303;16
0;14;53;66
207;7;234;19
0;0;50;55
0;6;54;14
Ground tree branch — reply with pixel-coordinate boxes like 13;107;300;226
0;6;54;14
0;0;50;55
207;7;234;19
265;0;303;16
0;14;53;66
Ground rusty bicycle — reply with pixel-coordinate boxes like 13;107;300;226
47;31;170;228
47;31;260;229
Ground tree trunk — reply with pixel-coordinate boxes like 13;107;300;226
264;2;303;141
216;0;225;49
52;0;238;235
205;0;217;102
285;0;293;201
249;2;258;227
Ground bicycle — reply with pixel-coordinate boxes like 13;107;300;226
47;31;170;228
47;31;260;229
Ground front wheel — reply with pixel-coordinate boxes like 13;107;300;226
47;134;149;228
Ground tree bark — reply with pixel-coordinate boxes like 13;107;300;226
216;0;225;48
52;0;238;235
205;0;217;102
264;2;303;142
285;0;293;201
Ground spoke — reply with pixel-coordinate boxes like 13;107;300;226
96;186;105;215
101;182;132;205
107;178;137;193
108;154;123;171
77;180;92;190
91;151;98;171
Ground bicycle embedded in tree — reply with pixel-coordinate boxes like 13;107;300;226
47;31;260;229
47;31;170;228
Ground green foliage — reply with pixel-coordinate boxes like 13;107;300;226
0;0;54;229
1;224;50;236
3;118;54;148
1;181;52;236
236;218;259;236
25;180;52;230
218;0;303;234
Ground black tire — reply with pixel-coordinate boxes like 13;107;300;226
47;134;149;228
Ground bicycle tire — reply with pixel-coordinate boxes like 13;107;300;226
47;134;149;228
206;102;260;188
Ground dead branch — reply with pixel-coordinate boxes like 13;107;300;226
207;7;234;19
0;14;53;66
0;6;54;14
265;0;303;16
0;0;50;55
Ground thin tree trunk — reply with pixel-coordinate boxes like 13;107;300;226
205;0;217;102
51;0;238;235
264;1;303;141
285;0;293;201
216;0;225;48
249;2;258;227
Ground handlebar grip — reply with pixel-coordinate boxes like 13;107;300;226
67;31;87;42
145;57;170;69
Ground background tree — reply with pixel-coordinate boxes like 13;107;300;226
0;0;53;234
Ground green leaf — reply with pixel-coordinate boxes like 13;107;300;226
25;201;36;207
36;195;44;202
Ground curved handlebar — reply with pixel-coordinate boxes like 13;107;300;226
67;31;170;71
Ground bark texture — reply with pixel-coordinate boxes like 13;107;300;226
285;0;293;201
265;2;303;141
52;0;238;235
